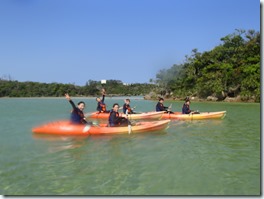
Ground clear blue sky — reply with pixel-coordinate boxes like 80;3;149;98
0;0;260;86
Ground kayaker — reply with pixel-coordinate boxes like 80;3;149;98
182;97;199;114
109;103;131;127
156;97;174;114
65;93;93;125
123;99;135;114
182;98;191;114
156;97;168;112
96;88;109;113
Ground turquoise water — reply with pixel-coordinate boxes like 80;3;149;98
0;97;260;195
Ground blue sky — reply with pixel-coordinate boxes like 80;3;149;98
0;0;260;86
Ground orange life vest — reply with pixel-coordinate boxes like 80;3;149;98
125;104;132;114
100;103;106;112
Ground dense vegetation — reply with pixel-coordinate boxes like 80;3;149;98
153;29;260;102
0;78;156;97
0;29;260;102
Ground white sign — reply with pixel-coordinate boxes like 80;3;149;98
101;80;106;84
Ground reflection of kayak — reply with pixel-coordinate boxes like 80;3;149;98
86;111;164;120
161;111;226;120
32;120;170;136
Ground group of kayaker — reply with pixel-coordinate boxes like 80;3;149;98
65;88;196;127
65;89;133;127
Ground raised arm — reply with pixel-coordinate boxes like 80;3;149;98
101;89;106;102
65;93;76;109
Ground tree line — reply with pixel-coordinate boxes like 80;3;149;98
0;78;157;97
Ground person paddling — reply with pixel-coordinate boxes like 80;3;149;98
156;97;173;113
109;103;131;127
96;88;109;113
123;99;135;114
65;93;93;125
182;98;191;114
182;97;199;114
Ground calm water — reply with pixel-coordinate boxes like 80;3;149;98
0;97;260;195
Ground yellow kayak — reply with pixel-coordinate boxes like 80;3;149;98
161;111;226;120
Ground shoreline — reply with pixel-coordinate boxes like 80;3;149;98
0;96;259;104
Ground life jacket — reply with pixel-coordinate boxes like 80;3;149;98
124;104;132;114
99;102;106;112
71;108;85;124
182;103;191;114
156;102;165;111
109;110;120;126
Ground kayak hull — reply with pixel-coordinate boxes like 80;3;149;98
161;111;226;120
32;120;170;136
86;111;163;120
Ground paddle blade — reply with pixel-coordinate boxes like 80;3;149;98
128;125;132;134
83;125;91;133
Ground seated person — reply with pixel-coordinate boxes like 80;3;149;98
182;97;199;114
96;88;109;113
156;97;173;113
65;93;93;125
109;103;131;127
123;99;135;114
182;99;191;114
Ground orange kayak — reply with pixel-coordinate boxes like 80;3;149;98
161;111;226;120
32;120;170;136
86;111;164;120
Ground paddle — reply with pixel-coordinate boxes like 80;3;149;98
82;124;91;133
84;112;94;118
163;103;173;114
126;109;132;134
82;119;95;133
167;104;172;112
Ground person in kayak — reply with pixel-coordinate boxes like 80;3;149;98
123;99;135;114
65;93;93;125
96;88;110;113
109;103;131;127
156;97;168;111
182;98;192;114
182;97;199;114
156;97;173;113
